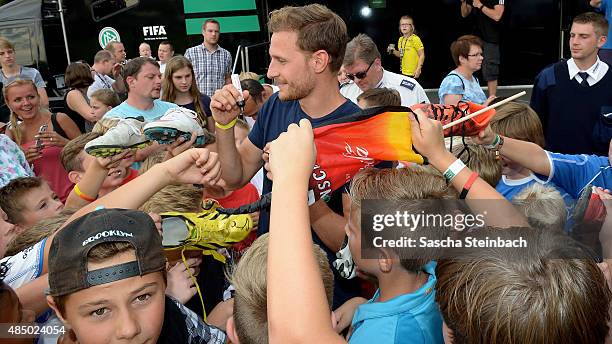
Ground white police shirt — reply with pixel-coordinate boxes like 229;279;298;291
340;69;430;107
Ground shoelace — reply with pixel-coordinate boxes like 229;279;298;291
172;202;228;322
426;103;472;164
179;248;207;321
189;212;231;244
426;102;469;126
119;118;144;136
181;201;243;260
164;107;199;120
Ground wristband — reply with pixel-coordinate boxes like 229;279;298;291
484;134;501;149
74;183;97;202
494;135;505;160
215;118;237;130
459;172;479;199
443;159;466;182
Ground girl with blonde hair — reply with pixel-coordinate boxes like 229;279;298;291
3;79;80;201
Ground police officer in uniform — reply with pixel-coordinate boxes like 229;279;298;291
340;34;429;107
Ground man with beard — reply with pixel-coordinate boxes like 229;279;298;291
210;4;362;309
104;57;177;121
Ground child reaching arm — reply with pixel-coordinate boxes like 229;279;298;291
409;109;529;228
267;119;344;344
67;148;220;220
14;148;221;314
64;149;134;209
266;114;529;343
473;127;612;198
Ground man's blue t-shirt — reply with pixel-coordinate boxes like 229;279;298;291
248;92;362;309
104;99;178;121
545;151;611;198
248;92;361;233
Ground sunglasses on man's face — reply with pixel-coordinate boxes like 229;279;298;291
346;60;375;81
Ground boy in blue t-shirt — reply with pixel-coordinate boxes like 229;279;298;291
490;103;575;225
344;168;445;344
474;129;611;200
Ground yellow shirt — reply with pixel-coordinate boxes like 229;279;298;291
397;34;424;76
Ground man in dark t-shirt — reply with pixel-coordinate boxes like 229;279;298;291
210;5;361;308
461;0;505;98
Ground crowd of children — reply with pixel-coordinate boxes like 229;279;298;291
0;3;611;344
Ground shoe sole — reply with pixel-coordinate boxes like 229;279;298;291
85;141;150;157
144;127;207;146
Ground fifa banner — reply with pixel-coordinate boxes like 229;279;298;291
309;102;496;202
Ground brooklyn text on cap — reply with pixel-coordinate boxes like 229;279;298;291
47;208;166;296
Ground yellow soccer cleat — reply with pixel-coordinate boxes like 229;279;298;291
161;199;252;263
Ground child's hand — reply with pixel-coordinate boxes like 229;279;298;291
162;148;221;186
207;299;234;330
483;96;496;107
165;258;201;304
408;109;447;162
593;187;612;212
94;149;134;170
262;143;272;180
268;119;316;182
250;211;259;231
164;133;197;161
472;125;497;146
111;63;123;78
148;212;163;237
333;297;367;333
414;66;422;78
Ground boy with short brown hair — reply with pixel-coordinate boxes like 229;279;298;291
226;233;334;344
436;228;611;343
60;132;136;209
46;208;226;343
451;142;502;187
89;88;120;124
0;177;64;231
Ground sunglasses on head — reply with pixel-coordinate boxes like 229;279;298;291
346;60;375;81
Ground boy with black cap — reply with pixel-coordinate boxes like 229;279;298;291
45;208;226;343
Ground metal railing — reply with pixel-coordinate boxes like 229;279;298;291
232;41;270;74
